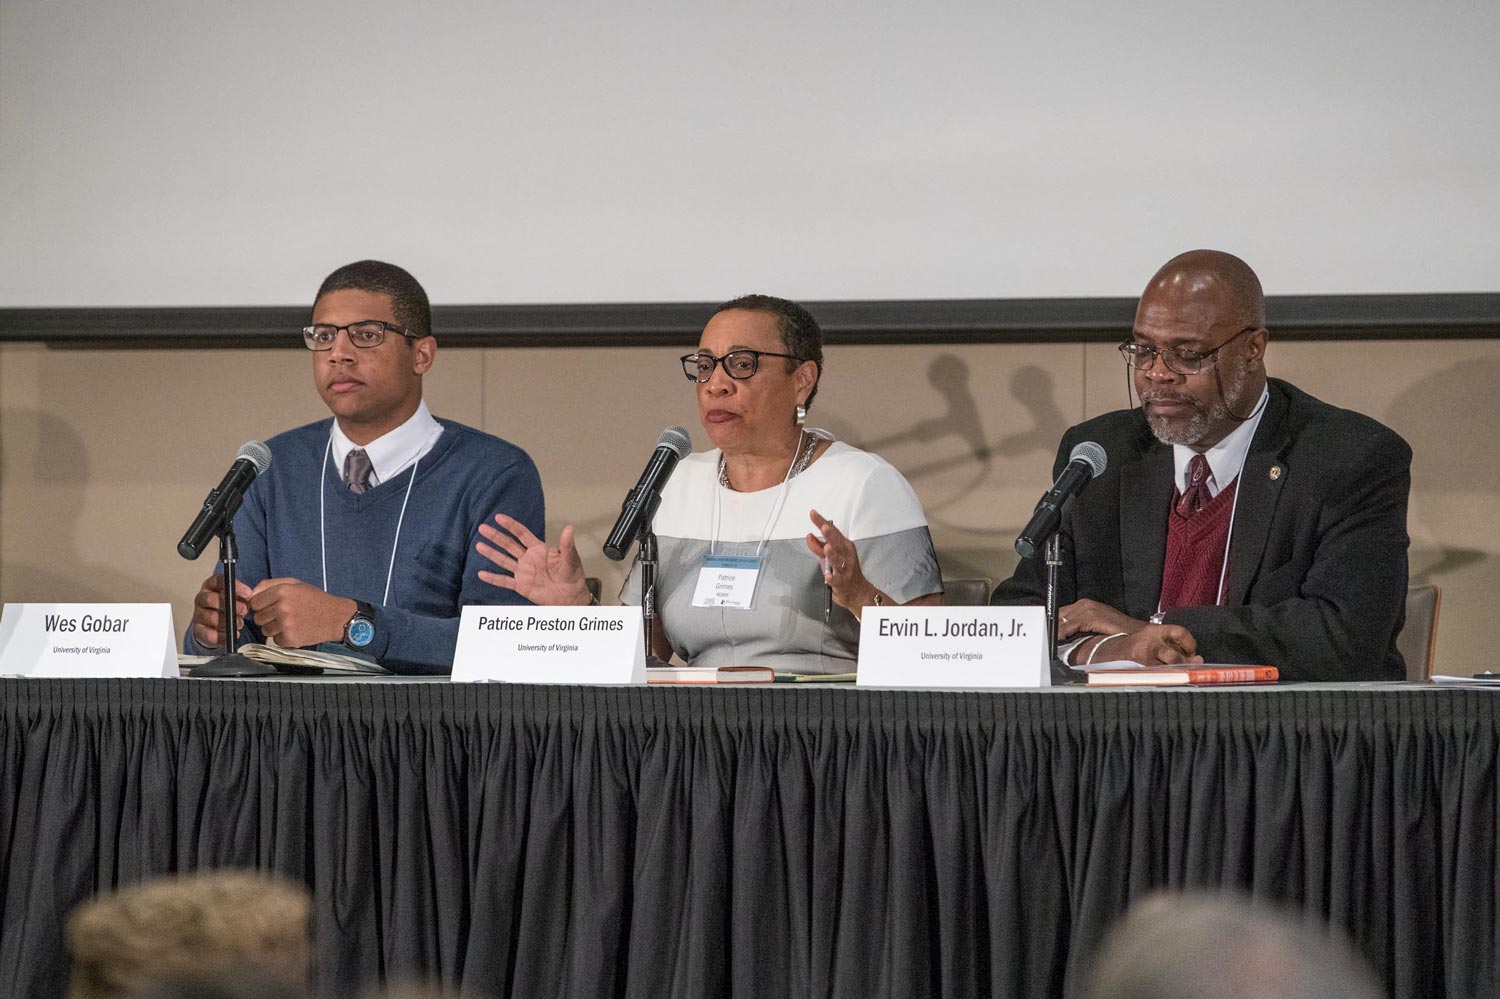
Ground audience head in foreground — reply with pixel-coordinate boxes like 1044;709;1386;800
1083;892;1382;999
131;969;308;999
991;249;1411;680
67;870;311;999
475;293;944;674
182;259;544;674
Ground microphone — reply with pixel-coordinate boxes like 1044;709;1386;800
603;426;692;561
1014;441;1106;559
177;441;272;560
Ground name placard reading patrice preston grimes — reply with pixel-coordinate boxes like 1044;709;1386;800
451;606;646;684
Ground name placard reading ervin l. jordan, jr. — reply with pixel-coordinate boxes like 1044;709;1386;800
857;606;1049;688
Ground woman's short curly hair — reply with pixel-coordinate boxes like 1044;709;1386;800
713;294;824;408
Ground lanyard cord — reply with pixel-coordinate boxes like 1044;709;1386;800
710;430;806;558
1212;391;1268;604
320;439;418;605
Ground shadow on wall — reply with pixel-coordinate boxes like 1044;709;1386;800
822;356;1071;582
855;353;995;464
1386;359;1500;583
827;358;1067;480
0;408;174;606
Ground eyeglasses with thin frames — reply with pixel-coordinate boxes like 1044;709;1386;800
302;320;419;351
1118;325;1259;375
680;348;805;383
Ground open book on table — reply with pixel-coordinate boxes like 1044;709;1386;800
178;643;391;675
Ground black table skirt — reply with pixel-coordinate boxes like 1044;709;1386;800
1;679;1496;999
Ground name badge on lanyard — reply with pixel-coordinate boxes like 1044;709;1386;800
697;433;817;612
692;554;765;609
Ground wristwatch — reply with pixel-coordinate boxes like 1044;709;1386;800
343;601;377;651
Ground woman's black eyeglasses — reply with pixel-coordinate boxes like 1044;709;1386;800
680;349;804;383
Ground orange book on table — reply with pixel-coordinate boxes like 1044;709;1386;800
1086;665;1278;686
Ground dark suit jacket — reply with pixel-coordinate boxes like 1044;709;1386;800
991;378;1411;681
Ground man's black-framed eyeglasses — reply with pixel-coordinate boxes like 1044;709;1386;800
302;320;418;351
680;348;805;383
1118;325;1259;375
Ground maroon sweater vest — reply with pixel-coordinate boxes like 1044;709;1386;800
1159;477;1239;610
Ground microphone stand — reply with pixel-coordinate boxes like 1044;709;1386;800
638;524;658;662
1044;532;1061;668
189;520;275;678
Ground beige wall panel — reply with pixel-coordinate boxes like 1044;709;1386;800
481;343;1086;603
0;342;484;640
477;346;689;602
1;336;1491;672
1082;342;1138;418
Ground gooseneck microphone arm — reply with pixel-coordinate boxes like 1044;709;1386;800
1014;441;1107;560
178;442;272;560
603;427;692;562
177;465;255;560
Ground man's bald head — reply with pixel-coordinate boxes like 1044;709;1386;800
1083;892;1382;999
1142;249;1266;329
1130;249;1270;450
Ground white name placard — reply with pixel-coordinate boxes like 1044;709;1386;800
856;606;1050;688
0;603;178;678
451;606;647;684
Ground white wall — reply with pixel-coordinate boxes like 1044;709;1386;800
3;0;1497;307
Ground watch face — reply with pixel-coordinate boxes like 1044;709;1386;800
346;617;375;649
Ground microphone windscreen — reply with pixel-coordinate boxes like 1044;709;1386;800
236;440;272;475
1069;441;1107;477
657;426;692;459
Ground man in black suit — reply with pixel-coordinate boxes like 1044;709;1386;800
992;250;1410;680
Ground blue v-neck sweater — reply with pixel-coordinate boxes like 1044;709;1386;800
182;417;544;673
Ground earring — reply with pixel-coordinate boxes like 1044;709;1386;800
795;403;808;426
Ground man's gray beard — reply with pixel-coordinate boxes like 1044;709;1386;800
1144;364;1247;447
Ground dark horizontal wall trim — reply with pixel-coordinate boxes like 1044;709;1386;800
2;293;1497;348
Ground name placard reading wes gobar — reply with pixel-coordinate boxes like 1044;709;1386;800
856;606;1049;688
0;603;178;678
451;606;646;684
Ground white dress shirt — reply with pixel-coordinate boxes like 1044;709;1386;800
329;400;444;488
1170;384;1271;496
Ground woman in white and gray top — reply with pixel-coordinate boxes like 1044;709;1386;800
475;294;944;675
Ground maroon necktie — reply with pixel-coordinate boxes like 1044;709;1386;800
1176;454;1211;517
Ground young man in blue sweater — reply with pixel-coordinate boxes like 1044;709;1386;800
184;260;544;674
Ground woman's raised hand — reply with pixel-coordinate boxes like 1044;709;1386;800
477;514;592;606
806;508;876;614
